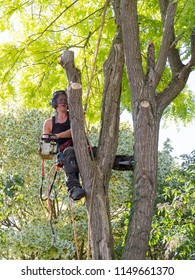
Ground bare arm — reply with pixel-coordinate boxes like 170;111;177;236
56;129;72;139
43;118;52;134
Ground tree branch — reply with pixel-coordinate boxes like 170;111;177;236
159;0;184;76
157;29;195;115
26;0;79;45
59;50;94;192
190;28;195;64
146;42;155;86
154;0;177;87
97;0;124;177
121;0;145;96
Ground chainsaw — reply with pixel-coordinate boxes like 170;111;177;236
39;134;58;160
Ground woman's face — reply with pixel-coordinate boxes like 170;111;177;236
56;94;68;111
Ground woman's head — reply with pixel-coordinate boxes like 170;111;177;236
50;90;68;109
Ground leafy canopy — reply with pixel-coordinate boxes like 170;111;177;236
0;0;195;123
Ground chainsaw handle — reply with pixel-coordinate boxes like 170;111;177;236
41;134;58;142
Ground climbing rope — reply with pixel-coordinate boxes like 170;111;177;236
84;0;110;114
40;159;80;258
40;159;47;201
87;163;97;260
83;0;110;258
69;198;80;260
47;163;59;247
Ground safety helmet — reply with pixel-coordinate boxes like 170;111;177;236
50;90;67;109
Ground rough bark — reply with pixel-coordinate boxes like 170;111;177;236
154;0;177;87
59;1;124;258
91;41;124;259
121;0;195;259
88;0;124;259
59;0;195;260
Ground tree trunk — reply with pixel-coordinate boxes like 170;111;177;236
59;0;124;260
123;91;161;259
120;0;195;259
59;34;124;259
60;0;195;260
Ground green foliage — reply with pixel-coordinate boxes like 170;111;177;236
121;68;132;112
1;106;194;259
0;106;86;259
0;0;115;123
1;0;195;259
5;219;78;260
163;90;195;125
137;0;195;67
109;121;134;259
149;150;195;260
156;139;176;203
0;106;135;259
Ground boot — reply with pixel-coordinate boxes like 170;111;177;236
66;174;86;201
62;147;86;201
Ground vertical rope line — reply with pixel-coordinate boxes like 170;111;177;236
84;0;110;113
87;166;97;260
47;164;58;246
69;198;80;260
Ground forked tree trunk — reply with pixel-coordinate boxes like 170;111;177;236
60;46;124;259
59;6;124;258
59;0;194;260
59;1;124;260
121;0;195;259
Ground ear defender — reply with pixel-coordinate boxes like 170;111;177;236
50;90;67;109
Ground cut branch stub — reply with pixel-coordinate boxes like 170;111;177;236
59;50;82;85
71;82;82;90
141;101;150;108
59;50;93;192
